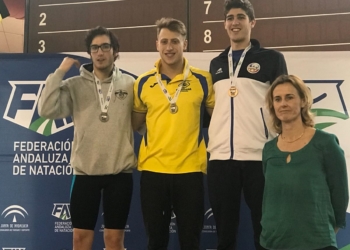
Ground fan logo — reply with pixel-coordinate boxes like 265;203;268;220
52;203;71;220
3;81;73;136
52;203;73;233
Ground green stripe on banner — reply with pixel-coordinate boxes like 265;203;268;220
311;108;349;120
340;244;350;250
43;120;53;136
29;117;53;136
315;122;336;130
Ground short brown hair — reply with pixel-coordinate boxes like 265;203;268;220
266;75;315;133
224;0;255;21
155;17;187;38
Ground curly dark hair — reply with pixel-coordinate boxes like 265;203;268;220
84;26;120;60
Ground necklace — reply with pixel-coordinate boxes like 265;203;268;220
280;129;305;143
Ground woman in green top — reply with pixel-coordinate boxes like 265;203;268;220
260;74;349;250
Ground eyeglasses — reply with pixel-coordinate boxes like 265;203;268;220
90;43;112;53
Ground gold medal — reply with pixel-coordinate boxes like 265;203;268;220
228;86;238;97
169;103;178;114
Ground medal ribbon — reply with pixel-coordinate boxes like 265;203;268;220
156;61;190;106
228;43;251;88
94;67;121;115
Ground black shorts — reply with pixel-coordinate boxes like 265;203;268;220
70;173;133;230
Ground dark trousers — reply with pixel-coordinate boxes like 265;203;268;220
207;160;266;250
140;171;204;250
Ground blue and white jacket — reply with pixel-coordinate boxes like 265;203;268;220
207;39;288;161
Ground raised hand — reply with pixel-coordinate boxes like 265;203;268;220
58;57;81;73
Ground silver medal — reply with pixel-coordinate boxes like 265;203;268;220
99;112;109;122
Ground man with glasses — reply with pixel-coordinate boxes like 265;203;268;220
38;26;136;250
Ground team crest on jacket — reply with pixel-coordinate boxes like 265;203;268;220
247;63;260;74
182;81;190;88
181;81;191;92
115;89;128;100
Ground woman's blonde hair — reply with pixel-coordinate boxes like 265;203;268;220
266;75;314;133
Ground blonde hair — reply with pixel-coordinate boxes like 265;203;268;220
265;75;314;133
155;17;187;39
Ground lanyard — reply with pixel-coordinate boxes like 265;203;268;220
156;62;190;106
228;43;251;87
94;67;121;114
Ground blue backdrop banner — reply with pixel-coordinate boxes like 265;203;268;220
0;53;349;250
